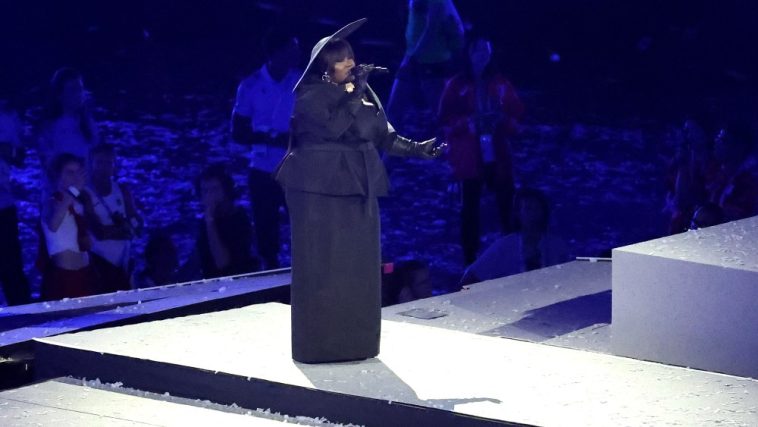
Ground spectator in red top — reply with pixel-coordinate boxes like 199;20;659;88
439;36;524;264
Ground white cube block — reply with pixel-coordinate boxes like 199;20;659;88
612;216;758;378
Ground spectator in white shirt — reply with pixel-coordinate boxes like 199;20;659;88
37;68;100;168
231;29;301;269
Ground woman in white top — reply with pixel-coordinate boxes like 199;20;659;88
37;68;99;168
40;153;97;300
84;144;141;292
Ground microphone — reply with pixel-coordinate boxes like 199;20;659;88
356;64;390;74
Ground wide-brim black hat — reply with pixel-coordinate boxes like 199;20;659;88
292;18;367;92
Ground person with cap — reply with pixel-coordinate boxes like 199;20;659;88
276;18;444;364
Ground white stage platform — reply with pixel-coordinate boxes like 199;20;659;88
34;303;758;427
384;260;612;353
0;377;338;426
613;215;758;378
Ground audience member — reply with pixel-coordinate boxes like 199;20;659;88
387;0;465;132
664;116;719;234
0;98;30;305
39;153;97;300
37;68;100;168
83;144;142;293
196;164;259;279
439;36;524;265
382;259;433;306
134;230;179;288
231;28;301;270
460;188;570;286
708;121;758;221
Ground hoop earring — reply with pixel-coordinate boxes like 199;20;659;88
321;71;332;83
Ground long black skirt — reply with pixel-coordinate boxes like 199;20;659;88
285;190;382;363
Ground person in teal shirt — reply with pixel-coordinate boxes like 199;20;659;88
386;0;465;135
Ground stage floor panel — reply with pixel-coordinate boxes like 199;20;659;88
383;260;613;352
35;303;758;427
0;378;323;426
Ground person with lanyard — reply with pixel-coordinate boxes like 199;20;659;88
439;36;524;265
231;28;302;270
276;18;443;364
83;143;142;293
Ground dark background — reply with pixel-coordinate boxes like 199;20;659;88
2;0;757;120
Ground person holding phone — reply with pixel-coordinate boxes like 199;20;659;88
39;153;97;300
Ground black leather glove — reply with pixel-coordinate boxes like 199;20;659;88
389;135;444;159
350;65;371;95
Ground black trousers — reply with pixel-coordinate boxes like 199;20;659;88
0;206;30;305
248;168;286;270
461;165;514;265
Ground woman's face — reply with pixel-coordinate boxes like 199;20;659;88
331;57;355;84
58;161;86;190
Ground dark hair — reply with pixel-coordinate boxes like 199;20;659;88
262;27;299;59
42;67;95;141
90;143;116;158
465;35;497;79
313;39;354;76
195;164;236;200
511;187;551;233
47;152;84;183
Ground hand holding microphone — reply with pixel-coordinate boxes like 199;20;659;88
351;64;390;94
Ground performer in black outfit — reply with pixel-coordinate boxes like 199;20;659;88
276;18;443;364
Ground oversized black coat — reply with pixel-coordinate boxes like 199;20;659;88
276;77;396;363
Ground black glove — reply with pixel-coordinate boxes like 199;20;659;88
389;135;444;159
350;65;371;95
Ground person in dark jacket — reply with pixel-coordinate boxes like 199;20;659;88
276;18;443;364
196;164;259;279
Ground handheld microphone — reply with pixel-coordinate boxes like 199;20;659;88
357;64;390;74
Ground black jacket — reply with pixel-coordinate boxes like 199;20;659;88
275;77;395;197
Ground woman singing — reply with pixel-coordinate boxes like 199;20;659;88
276;18;442;363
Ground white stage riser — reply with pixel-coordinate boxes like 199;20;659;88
612;216;758;378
